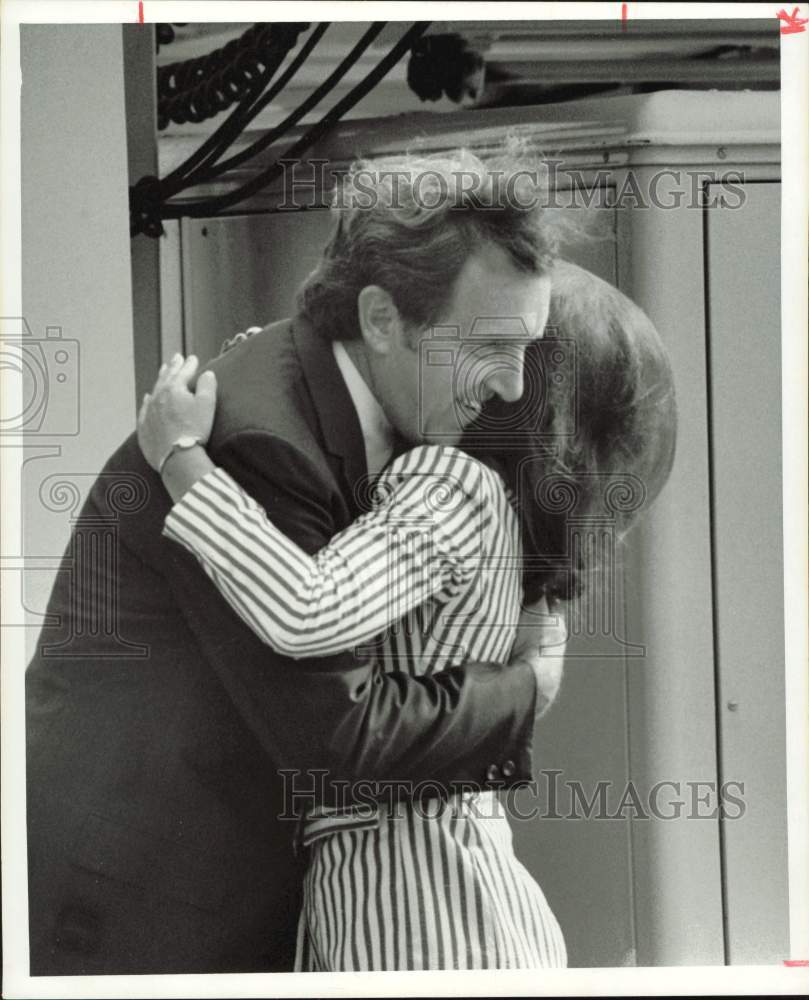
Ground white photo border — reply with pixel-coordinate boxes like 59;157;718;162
2;2;807;997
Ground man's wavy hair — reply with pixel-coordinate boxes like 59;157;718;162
297;147;568;341
464;261;678;605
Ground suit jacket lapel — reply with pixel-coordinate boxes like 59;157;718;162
292;316;369;520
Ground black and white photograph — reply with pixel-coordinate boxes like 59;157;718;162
2;2;807;997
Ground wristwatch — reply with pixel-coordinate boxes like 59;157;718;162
158;435;203;476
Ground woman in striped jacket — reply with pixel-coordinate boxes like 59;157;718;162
137;262;676;971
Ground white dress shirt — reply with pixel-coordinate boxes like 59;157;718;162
332;340;395;476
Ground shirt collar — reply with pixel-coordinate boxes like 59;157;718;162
332;340;395;477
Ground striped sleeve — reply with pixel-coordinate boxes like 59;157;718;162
162;446;493;659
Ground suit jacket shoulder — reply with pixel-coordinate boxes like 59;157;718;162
203;316;368;524
206;318;317;451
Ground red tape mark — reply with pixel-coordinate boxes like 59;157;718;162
777;6;808;33
621;3;628;29
138;1;144;24
784;959;809;966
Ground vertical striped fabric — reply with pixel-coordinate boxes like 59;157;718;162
163;446;494;659
163;444;566;970
295;794;566;971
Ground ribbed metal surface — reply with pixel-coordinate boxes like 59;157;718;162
157;20;779;136
158;90;779;212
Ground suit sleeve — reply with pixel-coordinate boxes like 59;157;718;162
162;429;539;799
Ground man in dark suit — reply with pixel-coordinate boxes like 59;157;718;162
25;150;565;974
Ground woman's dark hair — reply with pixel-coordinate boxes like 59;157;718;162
464;260;677;604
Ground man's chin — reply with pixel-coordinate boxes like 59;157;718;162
420;430;465;447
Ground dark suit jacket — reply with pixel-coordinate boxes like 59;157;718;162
25;316;538;975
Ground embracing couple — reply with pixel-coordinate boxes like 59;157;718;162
26;148;676;974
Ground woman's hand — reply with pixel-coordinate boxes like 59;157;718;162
138;354;217;473
510;595;567;720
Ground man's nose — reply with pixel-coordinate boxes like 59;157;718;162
485;361;525;403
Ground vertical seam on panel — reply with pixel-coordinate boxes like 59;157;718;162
703;181;730;966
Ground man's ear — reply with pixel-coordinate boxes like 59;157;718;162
357;286;403;356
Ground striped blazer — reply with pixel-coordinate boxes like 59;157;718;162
163;443;567;970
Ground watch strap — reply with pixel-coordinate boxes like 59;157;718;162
158;436;203;477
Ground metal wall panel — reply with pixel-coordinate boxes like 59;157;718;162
705;181;788;963
619;168;726;965
181;210;334;363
